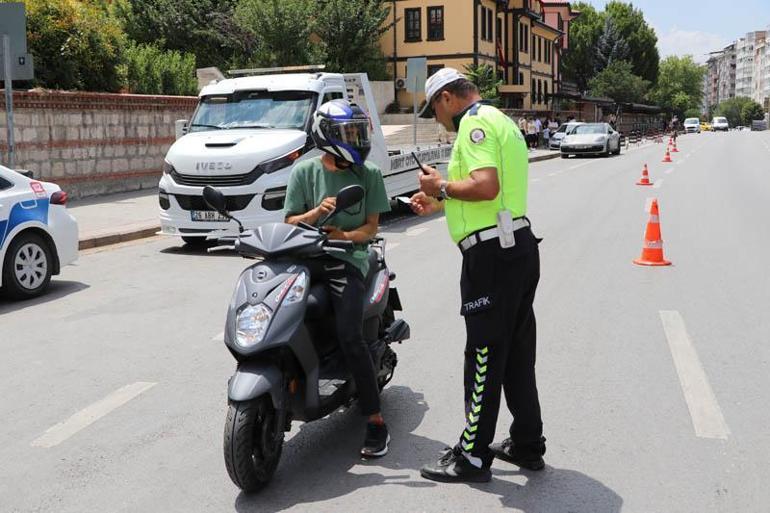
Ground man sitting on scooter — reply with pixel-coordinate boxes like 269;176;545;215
284;99;392;458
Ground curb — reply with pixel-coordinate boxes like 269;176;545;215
529;152;561;163
78;224;160;250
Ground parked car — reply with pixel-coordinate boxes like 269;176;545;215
683;118;701;133
549;122;585;150
711;117;729;131
751;119;768;131
700;121;712;132
0;166;78;300
560;123;622;158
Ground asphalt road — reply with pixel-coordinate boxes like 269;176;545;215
2;130;770;513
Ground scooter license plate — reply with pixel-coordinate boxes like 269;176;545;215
191;210;229;222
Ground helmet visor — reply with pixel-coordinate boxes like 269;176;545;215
325;120;371;149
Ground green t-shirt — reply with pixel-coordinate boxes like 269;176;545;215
445;104;529;243
284;157;391;277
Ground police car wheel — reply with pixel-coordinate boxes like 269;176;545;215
2;232;53;300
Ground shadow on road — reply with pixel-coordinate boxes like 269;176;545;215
0;280;90;315
477;466;623;513
233;385;445;512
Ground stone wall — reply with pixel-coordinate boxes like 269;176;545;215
0;90;197;199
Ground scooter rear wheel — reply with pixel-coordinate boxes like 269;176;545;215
223;396;284;493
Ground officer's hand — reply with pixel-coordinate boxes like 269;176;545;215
410;192;441;216
316;197;337;217
418;165;442;197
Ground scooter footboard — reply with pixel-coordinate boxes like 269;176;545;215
228;361;283;407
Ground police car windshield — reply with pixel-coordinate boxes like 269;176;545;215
190;91;317;132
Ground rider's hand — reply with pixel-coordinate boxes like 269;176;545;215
410;192;442;216
322;226;348;240
316;197;337;217
418;165;443;197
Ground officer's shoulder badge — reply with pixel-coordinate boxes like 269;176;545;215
470;128;486;144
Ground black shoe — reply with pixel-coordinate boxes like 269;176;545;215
490;436;546;471
361;422;390;458
420;446;492;483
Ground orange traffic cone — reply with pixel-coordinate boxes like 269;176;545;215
662;147;673;163
634;199;671;266
671;139;680;152
636;164;653;186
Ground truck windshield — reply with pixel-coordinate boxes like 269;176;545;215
189;90;317;132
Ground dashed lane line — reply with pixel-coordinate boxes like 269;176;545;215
653;179;664;189
31;382;157;448
659;311;730;440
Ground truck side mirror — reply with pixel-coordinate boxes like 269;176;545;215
175;119;189;140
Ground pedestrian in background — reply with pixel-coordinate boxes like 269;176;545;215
410;68;546;483
526;118;537;150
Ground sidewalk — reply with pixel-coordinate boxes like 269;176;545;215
69;149;560;250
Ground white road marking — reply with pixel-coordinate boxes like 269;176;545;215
406;227;429;237
388;242;401;250
548;172;558;177
653;180;664;189
568;161;594;170
665;169;674;175
531;178;542;183
659;311;730;440
31;382;157;448
212;331;224;343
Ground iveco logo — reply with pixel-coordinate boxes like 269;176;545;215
195;162;233;172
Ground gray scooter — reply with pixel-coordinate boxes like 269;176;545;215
202;185;410;493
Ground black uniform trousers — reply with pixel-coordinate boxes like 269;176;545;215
307;257;381;416
456;226;543;466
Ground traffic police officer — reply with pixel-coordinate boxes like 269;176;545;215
410;68;546;483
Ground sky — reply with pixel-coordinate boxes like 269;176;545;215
581;0;770;62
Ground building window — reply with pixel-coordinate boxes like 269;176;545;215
519;72;524;85
538;80;542;104
481;7;494;42
496;17;502;44
532;34;536;60
544;81;549;102
481;8;487;41
487;8;494;42
532;79;537;103
405;8;421;42
427;64;444;77
538;37;542;62
427;6;444;41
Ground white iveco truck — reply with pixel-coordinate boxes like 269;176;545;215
158;68;451;244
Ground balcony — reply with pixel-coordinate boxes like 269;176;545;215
499;84;529;94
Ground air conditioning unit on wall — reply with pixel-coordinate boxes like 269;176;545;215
395;78;407;90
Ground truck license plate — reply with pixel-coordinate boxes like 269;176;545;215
191;210;229;222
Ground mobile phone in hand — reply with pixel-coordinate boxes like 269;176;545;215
412;152;430;175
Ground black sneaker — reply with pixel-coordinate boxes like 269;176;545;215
490;436;546;471
361;422;390;458
420;446;492;483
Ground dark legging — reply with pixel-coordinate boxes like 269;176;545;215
309;258;380;416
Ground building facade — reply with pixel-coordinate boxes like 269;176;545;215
735;31;766;99
703;43;736;114
379;0;578;112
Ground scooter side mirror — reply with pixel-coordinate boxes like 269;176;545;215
318;184;365;227
203;186;229;216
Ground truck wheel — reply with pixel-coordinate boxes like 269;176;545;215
223;397;284;493
1;232;53;300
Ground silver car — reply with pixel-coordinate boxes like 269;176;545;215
560;123;622;158
549;122;585;150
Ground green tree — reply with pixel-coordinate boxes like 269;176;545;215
312;0;391;80
588;60;649;104
604;1;660;84
464;64;503;105
562;2;605;91
683;108;702;120
594;17;630;73
123;43;197;96
113;0;244;69
21;0;126;92
714;97;753;127
741;100;766;125
649;56;705;117
233;0;319;68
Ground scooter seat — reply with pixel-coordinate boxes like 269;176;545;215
306;284;331;319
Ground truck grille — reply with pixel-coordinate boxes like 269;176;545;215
173;194;255;212
170;169;261;187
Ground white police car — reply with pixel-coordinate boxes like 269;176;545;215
0;165;78;300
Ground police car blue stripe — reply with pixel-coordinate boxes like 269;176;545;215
0;199;50;248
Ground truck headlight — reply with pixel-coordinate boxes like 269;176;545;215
162;161;175;174
236;304;273;347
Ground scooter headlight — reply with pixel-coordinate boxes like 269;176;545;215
236;304;273;347
282;272;307;306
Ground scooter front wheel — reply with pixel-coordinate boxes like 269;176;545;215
223;396;284;493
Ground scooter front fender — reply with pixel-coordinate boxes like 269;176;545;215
228;361;283;407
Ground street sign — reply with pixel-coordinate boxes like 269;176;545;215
405;57;427;94
0;52;34;81
0;3;28;53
